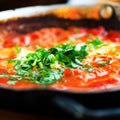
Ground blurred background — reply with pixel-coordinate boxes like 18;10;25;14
0;0;68;11
0;0;120;11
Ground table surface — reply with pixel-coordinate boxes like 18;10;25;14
0;108;120;120
0;108;71;120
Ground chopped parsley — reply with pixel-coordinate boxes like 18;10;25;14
87;38;106;49
1;38;110;85
14;45;21;53
7;80;18;85
83;64;94;72
7;59;14;63
97;59;111;67
7;44;88;85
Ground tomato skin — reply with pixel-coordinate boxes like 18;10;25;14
51;58;120;91
4;28;69;49
107;31;120;42
0;78;41;90
4;27;120;48
68;26;108;37
85;78;118;90
87;26;108;36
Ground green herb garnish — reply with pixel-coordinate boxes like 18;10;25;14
84;65;94;72
87;38;106;49
8;44;88;85
97;59;111;67
7;59;14;63
14;45;21;53
7;80;18;85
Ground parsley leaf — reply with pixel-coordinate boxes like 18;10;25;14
84;66;94;72
14;45;21;53
87;38;106;49
7;80;18;85
97;59;111;67
7;59;14;63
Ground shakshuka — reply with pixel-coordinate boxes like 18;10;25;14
0;26;120;92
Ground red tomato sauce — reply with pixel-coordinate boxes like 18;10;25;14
0;26;120;92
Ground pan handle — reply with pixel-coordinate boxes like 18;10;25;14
53;96;120;119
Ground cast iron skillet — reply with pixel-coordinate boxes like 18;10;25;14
0;4;120;119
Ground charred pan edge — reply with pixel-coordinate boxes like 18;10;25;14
0;4;120;36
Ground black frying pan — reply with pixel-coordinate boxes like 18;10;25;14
0;4;120;119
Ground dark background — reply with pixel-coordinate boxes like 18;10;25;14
0;0;68;11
